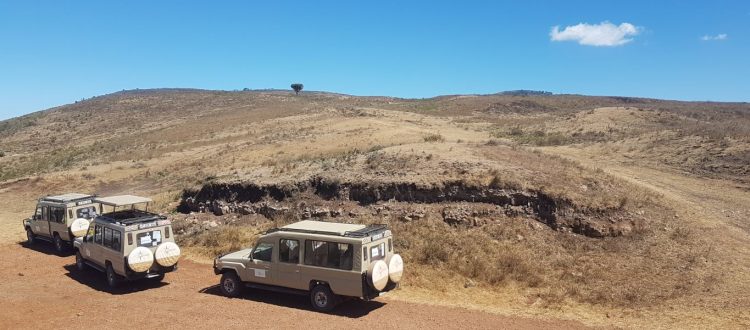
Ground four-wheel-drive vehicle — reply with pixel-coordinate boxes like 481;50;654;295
73;195;181;288
213;220;404;312
23;193;99;253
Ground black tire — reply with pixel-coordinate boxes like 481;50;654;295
150;273;165;282
53;234;65;254
75;251;86;271
26;228;35;244
310;285;338;312
106;263;120;288
219;272;243;298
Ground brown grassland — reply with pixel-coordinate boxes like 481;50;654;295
1;89;749;328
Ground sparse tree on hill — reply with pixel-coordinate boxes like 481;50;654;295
291;83;303;95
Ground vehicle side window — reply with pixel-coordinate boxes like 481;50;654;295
104;227;113;249
252;243;273;262
68;209;73;220
112;230;121;252
50;207;65;223
85;224;96;241
304;240;353;270
279;239;300;263
94;225;102;244
34;207;42;220
42;206;49;221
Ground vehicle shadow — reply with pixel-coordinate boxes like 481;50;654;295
17;241;74;257
199;284;385;318
63;264;169;295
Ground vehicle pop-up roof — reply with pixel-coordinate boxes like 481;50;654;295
95;195;152;209
93;195;164;226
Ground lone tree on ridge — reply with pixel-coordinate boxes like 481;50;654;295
291;83;303;95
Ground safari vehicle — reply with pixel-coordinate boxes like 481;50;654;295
213;220;404;312
23;193;99;253
73;195;181;288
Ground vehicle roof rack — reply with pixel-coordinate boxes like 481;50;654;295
41;193;97;204
344;224;388;238
96;209;165;226
266;223;388;238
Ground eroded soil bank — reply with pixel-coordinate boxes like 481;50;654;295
178;177;639;237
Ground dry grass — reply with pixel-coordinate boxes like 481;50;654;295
1;89;749;327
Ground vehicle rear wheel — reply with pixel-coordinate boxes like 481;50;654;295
220;272;242;298
53;234;65;254
26;228;35;244
75;251;86;271
106;264;120;288
310;285;338;312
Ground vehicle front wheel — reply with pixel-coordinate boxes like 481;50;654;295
220;272;243;298
53;234;65;254
106;264;120;288
75;251;86;271
310;285;338;312
26;228;35;244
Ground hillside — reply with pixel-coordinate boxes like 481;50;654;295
1;89;749;328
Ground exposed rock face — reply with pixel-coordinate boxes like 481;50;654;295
177;177;640;238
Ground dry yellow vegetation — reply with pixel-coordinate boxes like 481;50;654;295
1;89;749;328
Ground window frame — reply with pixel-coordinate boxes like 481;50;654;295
103;227;113;249
94;225;103;245
111;230;122;252
370;242;385;261
304;239;354;271
252;242;274;262
279;238;300;264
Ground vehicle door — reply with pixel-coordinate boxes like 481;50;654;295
80;224;97;262
35;205;53;237
48;206;68;240
245;240;275;285
30;205;45;236
101;227;124;274
84;224;106;268
276;238;303;289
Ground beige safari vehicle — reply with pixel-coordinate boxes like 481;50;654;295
213;220;404;312
73;195;181;288
23;193;99;253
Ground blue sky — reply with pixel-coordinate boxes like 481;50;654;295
1;1;748;120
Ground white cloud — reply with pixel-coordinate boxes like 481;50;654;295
550;21;641;47
701;34;728;41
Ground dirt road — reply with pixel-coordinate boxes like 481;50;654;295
0;242;589;330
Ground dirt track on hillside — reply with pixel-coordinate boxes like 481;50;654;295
0;242;589;330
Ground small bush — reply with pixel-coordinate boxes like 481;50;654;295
423;133;445;142
509;126;524;136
